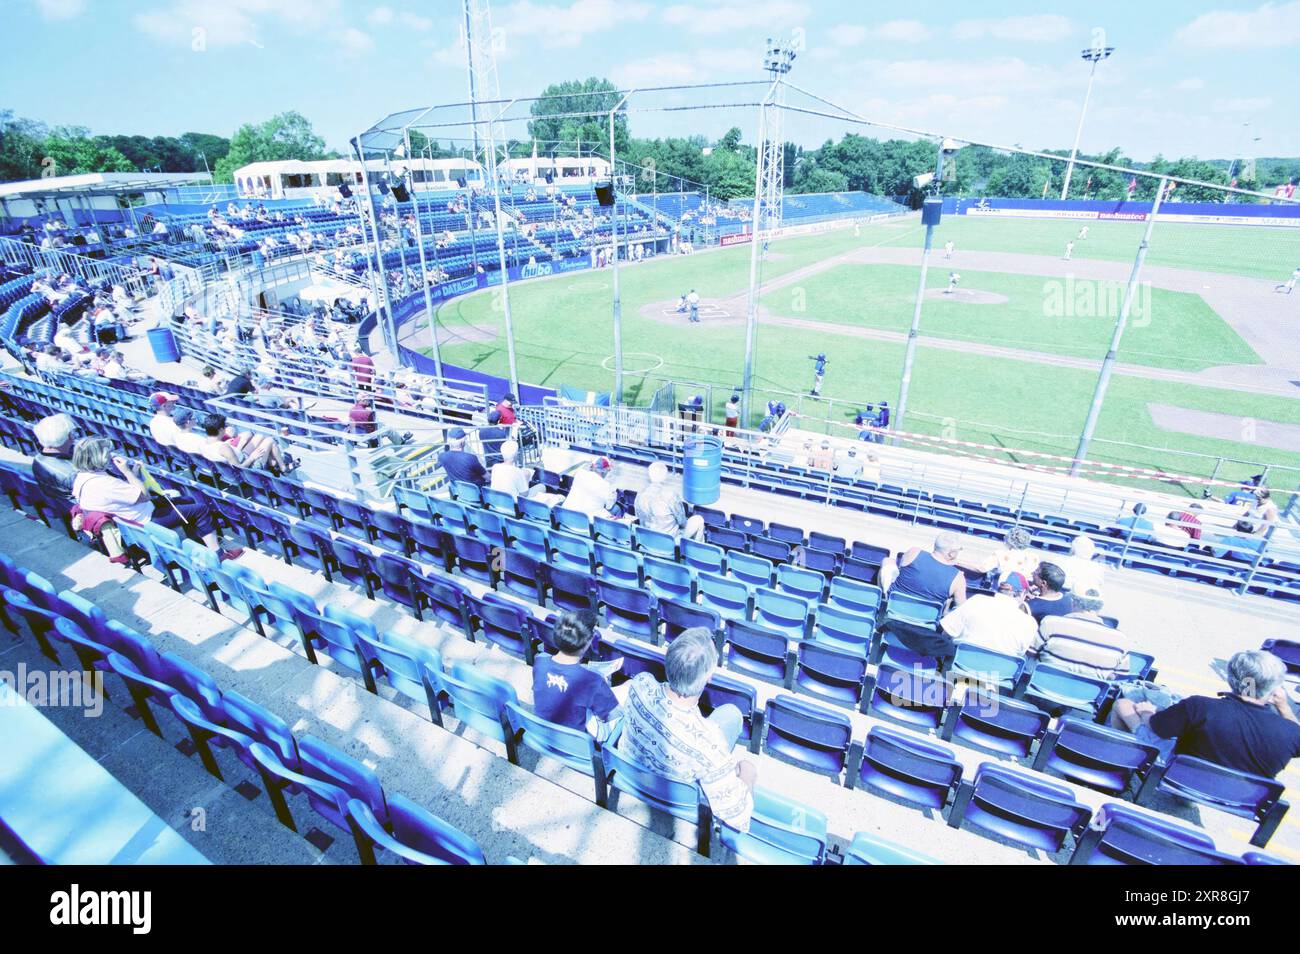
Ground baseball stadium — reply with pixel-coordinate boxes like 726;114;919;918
2;0;1300;899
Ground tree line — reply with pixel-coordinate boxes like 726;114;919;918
5;82;1296;206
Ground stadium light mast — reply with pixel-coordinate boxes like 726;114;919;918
405;130;444;381
462;0;520;397
1060;43;1114;200
1071;176;1167;476
739;36;796;427
609;89;633;406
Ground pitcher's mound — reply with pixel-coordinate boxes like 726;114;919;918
640;298;744;326
926;288;1009;304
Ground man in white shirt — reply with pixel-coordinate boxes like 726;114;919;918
147;392;182;447
489;440;533;497
1058;534;1105;597
170;409;208;455
563;457;618;519
939;574;1038;657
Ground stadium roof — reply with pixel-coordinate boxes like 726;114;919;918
0;171;211;201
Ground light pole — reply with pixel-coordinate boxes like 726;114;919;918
1225;123;1261;203
1061;44;1114;200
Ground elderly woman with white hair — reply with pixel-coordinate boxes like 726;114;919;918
1110;649;1300;779
634;461;704;541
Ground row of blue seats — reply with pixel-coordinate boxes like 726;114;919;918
0;423;1287;865
116;465;1291;857
0;554;487;865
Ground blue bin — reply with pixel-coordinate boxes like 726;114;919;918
146;326;180;363
682;435;722;506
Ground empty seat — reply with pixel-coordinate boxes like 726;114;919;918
843;830;939;865
1032;717;1161;796
1136;755;1289;848
948;762;1091;854
1068;803;1240;866
760;694;853;780
713;788;827;865
848;725;963;810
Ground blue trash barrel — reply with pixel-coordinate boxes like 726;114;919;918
146;326;180;363
682;435;722;506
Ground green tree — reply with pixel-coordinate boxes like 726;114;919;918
213;111;330;182
0;110;48;181
527;78;628;158
40;126;134;176
790;158;847;194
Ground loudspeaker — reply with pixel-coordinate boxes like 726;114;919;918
595;183;615;207
391;183;410;203
456;176;467;188
377;181;390;196
545;171;554;184
338;183;352;198
921;197;942;227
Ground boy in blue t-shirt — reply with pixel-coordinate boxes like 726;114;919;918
532;612;622;742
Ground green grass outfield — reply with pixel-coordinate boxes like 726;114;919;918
427;215;1300;494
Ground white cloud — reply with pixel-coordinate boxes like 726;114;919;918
339;27;375;57
36;0;85;19
133;0;374;55
951;14;1074;43
612;48;753;86
399;12;433;30
660;1;809;36
1174;77;1205;92
369;5;431;30
498;0;651;48
875;57;1066;94
1176;2;1300;48
830;24;868;47
873;19;931;43
1212;96;1274;113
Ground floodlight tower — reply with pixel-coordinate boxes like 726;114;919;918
463;0;519;396
739;36;796;426
1060;43;1114;200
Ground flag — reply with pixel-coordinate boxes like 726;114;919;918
1287;180;1296;199
1126;176;1137;196
1041;177;1050;198
1085;175;1093;194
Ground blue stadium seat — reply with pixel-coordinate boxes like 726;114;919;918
760;694;853;780
948;643;1026;694
545;563;597;615
355;630;442;716
503;515;549;562
431;660;517;742
843;830;939;865
659;598;719;645
466;592;533;660
948;762;1092;854
1018;663;1112;719
595;541;642;587
864;663;951;732
752;587;811;641
713;788;827;865
1136;755;1289;848
346;794;486;865
503;701;606;804
643;555;695;603
775;564;825;603
810;603;875;657
1032;717;1161;796
696;571;750;622
723;619;792;686
940;689;1050;761
728;551;775;590
551;530;596;573
1068;803;1240;866
596;579;658;641
599;741;712;856
792;641;868;710
847;725;963;810
251;733;386;836
683;539;725;575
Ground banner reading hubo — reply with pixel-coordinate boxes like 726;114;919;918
944;196;1300;227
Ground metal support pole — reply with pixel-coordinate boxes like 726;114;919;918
1062;55;1101;200
609;91;632;406
406;130;444;381
355;136;398;358
1071;177;1167;475
739;80;779;427
489;157;520;398
894;198;940;438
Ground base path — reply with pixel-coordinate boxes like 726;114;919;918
1148;403;1300;454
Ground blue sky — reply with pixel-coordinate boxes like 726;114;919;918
5;0;1298;161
